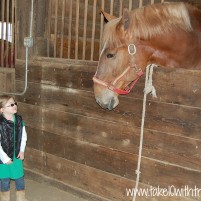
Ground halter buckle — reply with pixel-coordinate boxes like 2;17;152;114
128;44;136;55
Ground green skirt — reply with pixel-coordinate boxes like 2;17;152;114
0;158;24;179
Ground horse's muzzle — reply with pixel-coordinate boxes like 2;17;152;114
95;96;118;110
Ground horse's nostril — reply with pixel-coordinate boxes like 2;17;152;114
95;96;117;110
108;97;115;110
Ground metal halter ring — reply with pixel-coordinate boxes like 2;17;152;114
128;44;136;55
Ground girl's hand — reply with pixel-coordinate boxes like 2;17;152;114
17;152;25;160
6;160;13;164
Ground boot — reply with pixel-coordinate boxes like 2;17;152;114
0;191;10;201
16;190;28;201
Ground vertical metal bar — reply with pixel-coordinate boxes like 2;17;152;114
139;0;143;8
6;0;10;67
151;0;155;4
82;0;88;60
90;0;97;61
53;0;58;58
11;0;15;67
1;0;5;67
110;0;114;15
67;0;72;59
99;0;104;54
47;0;52;57
119;0;123;16
129;0;132;10
60;0;66;58
75;0;79;60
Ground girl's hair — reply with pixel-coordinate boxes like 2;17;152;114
0;95;14;109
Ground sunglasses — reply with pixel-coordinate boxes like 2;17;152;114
5;102;18;107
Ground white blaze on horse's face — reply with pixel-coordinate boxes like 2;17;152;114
93;42;130;110
93;9;133;110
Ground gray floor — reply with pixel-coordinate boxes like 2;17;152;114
10;178;89;201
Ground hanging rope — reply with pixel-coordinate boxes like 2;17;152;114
133;64;157;201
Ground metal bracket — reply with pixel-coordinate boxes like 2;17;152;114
24;37;33;48
128;44;136;55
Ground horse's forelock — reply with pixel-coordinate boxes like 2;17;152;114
102;18;124;50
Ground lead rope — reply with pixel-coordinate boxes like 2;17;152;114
133;64;157;201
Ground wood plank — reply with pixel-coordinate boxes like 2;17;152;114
25;121;201;172
132;67;201;108
14;59;201;201
21;121;201;190
24;148;199;201
0;68;15;93
15;81;201;173
15;59;95;90
15;59;201;108
16;81;201;139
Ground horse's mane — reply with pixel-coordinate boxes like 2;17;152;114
102;2;195;48
131;2;193;39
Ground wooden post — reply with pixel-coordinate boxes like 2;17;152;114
16;0;34;59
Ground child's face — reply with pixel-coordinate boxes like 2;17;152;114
0;98;18;115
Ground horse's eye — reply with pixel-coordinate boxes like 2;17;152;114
106;53;114;58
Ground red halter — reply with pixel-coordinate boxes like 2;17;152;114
93;44;144;95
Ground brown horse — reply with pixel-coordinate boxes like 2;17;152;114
93;2;201;110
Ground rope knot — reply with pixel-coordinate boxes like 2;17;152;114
144;64;157;98
135;170;141;175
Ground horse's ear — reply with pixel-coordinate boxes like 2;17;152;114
100;9;117;21
121;8;130;30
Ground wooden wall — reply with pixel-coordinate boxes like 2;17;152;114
15;58;201;201
13;0;201;200
0;68;15;92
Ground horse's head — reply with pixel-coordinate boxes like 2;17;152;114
93;9;143;110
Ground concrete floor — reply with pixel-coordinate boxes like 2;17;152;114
10;178;90;201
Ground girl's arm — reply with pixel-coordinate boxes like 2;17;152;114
20;126;27;152
0;144;12;164
17;126;27;160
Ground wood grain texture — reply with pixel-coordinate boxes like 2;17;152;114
14;58;201;200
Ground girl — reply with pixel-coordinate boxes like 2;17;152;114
0;95;28;201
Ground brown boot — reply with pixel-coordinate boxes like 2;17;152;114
16;190;28;201
0;191;10;201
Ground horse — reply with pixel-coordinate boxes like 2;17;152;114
93;2;201;110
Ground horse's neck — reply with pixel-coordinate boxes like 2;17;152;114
137;31;201;70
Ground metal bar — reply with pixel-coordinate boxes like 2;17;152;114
47;0;52;57
139;0;143;8
53;0;58;58
60;0;66;58
11;0;15;67
67;0;72;59
119;0;123;16
82;0;88;60
1;0;5;67
5;0;10;67
99;0;104;54
75;0;79;60
129;0;132;10
110;0;114;15
0;0;34;95
90;0;97;61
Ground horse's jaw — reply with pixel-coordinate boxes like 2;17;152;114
94;89;119;110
